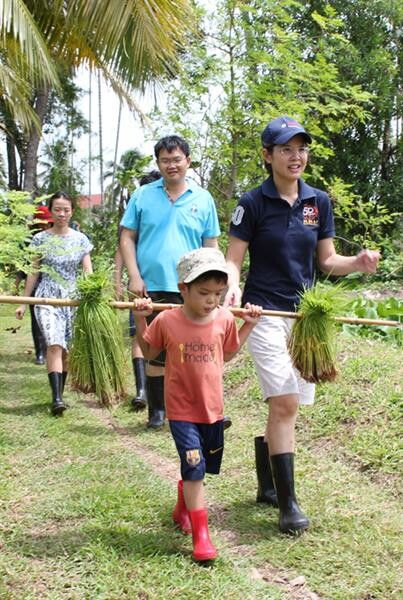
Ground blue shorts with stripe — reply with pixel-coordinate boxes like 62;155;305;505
169;420;224;481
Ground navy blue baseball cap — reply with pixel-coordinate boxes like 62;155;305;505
261;116;312;146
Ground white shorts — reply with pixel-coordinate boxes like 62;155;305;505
247;316;315;405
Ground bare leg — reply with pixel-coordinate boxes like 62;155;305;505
183;480;205;511
265;393;299;454
46;345;64;373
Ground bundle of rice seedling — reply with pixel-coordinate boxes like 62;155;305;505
69;270;127;406
288;282;348;383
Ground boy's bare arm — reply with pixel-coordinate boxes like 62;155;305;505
133;299;162;361
224;303;262;362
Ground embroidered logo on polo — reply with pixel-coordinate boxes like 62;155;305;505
303;204;319;226
186;449;201;466
231;205;244;225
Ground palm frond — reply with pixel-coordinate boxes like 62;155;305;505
0;0;59;87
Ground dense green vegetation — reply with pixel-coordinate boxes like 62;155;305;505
0;303;401;599
0;4;401;598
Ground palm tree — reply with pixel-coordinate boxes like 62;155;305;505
38;138;84;196
1;0;197;191
0;0;59;133
104;148;152;213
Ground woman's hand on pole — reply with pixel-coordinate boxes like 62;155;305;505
15;305;26;320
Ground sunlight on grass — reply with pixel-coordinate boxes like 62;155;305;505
0;304;401;599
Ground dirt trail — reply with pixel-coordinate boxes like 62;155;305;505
85;399;323;600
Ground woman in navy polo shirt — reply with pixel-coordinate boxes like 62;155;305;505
225;116;380;534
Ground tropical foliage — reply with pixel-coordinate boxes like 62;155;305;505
0;191;37;291
103;149;153;213
0;0;196;192
0;0;401;276
152;0;401;252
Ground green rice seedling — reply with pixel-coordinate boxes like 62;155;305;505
288;282;348;383
69;270;127;406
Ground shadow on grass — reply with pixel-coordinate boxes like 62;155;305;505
0;355;47;372
68;424;118;437
67;421;152;437
9;524;189;560
212;498;280;543
0;402;50;416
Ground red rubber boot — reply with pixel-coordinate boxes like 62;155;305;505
189;508;217;562
172;480;191;534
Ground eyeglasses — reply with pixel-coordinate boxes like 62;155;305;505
277;145;309;158
158;156;187;166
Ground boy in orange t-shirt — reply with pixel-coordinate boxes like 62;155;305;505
134;247;262;562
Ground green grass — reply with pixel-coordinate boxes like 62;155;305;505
0;304;402;599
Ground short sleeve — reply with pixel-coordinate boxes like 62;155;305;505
229;192;256;242
143;314;165;351
202;192;221;240
317;192;336;240
222;312;240;354
81;233;93;255
120;189;141;230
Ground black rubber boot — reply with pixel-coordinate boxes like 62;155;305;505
146;376;165;429
48;372;66;416
31;305;46;364
62;371;68;393
61;371;70;408
270;453;310;534
35;353;45;365
254;436;278;507
131;358;148;411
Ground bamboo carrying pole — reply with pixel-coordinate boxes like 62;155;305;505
0;295;400;328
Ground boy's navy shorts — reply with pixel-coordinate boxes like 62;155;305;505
169;420;224;481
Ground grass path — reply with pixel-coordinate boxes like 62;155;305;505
0;305;401;599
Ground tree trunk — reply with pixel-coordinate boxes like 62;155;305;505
98;71;104;205
380;119;391;182
6;138;19;190
23;86;50;193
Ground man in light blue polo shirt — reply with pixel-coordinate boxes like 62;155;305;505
120;135;220;428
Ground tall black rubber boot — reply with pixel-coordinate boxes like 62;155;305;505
62;371;68;393
48;372;66;416
146;376;165;429
254;436;278;507
131;358;147;411
31;305;46;364
270;453;310;534
61;371;70;408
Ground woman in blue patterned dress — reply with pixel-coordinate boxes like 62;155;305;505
16;192;93;416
